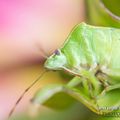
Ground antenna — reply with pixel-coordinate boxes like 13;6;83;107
8;70;47;119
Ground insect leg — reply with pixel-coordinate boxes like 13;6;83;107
67;76;102;114
81;70;101;95
86;78;102;115
98;83;120;98
67;76;82;87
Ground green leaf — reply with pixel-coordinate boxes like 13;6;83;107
31;84;76;110
31;82;100;113
86;0;120;28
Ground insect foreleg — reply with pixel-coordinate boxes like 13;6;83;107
63;67;101;95
67;75;101;114
80;70;101;96
67;77;82;88
67;77;102;115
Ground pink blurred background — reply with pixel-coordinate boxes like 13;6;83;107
0;0;85;119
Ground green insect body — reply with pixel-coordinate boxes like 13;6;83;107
33;23;120;114
32;23;120;115
9;23;120;119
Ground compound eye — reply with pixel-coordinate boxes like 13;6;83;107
54;49;60;55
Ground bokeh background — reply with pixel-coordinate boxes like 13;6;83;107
0;0;120;120
0;0;85;119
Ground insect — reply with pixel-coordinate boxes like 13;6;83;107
8;23;120;119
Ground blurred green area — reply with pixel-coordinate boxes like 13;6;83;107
102;0;120;16
86;0;120;27
11;103;92;120
11;0;120;120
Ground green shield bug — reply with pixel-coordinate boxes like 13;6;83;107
8;23;120;119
